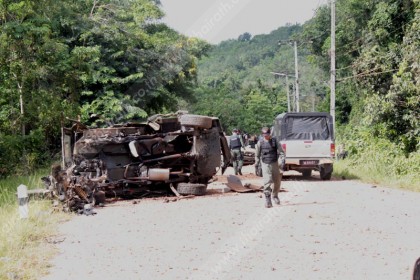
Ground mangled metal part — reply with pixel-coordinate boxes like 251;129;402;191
226;175;261;193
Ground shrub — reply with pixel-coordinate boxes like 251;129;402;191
335;125;420;191
0;129;50;177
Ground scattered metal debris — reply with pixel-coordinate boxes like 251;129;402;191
226;175;261;193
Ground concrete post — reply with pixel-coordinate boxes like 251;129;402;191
17;184;29;219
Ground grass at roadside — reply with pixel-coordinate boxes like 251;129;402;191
0;169;51;206
334;126;420;193
332;160;360;180
0;171;71;279
333;158;420;192
0;201;70;279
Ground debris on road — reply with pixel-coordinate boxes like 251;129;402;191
226;175;261;193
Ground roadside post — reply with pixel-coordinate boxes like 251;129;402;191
17;184;29;219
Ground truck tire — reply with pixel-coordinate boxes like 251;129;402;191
180;114;213;129
319;164;333;180
302;170;312;178
321;172;332;180
177;183;207;196
93;191;106;205
320;168;332;180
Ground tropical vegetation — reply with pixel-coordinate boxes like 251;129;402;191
0;0;418;184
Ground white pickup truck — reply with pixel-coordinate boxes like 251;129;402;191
271;112;335;180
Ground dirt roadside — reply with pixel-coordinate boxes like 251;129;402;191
42;165;420;280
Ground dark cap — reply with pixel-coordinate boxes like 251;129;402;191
261;127;270;134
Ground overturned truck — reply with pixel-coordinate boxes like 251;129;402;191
47;112;231;212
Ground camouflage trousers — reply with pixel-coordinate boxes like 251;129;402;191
230;149;243;174
261;161;282;196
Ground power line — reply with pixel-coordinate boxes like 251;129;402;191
336;64;354;71
337;68;398;82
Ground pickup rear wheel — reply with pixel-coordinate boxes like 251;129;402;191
320;172;332;180
319;164;333;180
177;183;207;196
320;168;332;180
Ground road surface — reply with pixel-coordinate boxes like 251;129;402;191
43;165;420;280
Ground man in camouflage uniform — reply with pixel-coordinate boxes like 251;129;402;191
229;128;244;175
255;127;285;208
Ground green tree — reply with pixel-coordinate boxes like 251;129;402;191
0;0;210;175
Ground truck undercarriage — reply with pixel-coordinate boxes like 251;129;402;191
45;112;231;212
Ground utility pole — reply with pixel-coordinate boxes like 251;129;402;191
294;41;300;112
277;40;301;112
270;72;294;112
312;93;315;112
286;74;291;112
330;0;336;132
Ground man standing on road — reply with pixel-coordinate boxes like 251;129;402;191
255;127;284;208
229;128;244;175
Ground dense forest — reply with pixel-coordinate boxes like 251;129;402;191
0;0;210;174
192;0;418;148
0;0;419;183
190;0;419;186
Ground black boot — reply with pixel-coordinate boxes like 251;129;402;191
238;169;243;175
272;195;280;205
265;192;272;208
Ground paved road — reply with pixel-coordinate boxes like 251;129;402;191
43;166;420;280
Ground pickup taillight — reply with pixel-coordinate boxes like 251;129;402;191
330;143;335;157
281;143;286;154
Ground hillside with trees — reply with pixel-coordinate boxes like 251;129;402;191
189;24;328;133
301;0;418;152
0;2;418;278
0;0;418;187
190;0;419;187
300;0;419;187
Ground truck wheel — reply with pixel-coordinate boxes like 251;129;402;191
180;114;213;129
321;172;332;180
93;191;106;205
320;168;332;180
177;183;207;196
302;170;312;178
319;164;333;180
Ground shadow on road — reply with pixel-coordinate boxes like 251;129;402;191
282;173;356;182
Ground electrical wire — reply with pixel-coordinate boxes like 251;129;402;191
337;68;399;82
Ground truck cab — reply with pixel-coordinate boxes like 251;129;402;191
272;112;335;180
